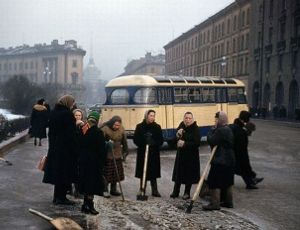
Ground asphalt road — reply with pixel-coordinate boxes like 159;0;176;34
0;119;299;229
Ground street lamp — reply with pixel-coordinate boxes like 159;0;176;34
221;56;226;78
43;66;51;83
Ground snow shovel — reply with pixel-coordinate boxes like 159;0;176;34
110;141;125;201
28;208;82;230
186;145;217;213
0;157;12;165
137;144;149;201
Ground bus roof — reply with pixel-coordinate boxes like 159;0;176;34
106;75;245;87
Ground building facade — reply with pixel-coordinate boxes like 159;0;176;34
0;40;86;100
249;0;300;118
120;52;165;76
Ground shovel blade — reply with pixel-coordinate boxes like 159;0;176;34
51;217;82;230
136;194;148;201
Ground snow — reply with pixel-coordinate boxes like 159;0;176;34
0;109;25;121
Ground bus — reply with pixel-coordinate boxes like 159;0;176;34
101;75;248;145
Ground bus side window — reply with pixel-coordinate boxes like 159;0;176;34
189;87;202;103
228;88;238;102
203;87;215;103
134;88;157;104
216;88;227;103
237;88;247;103
111;89;129;104
158;88;172;104
174;87;188;103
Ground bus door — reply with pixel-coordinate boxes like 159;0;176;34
157;87;174;140
216;87;228;114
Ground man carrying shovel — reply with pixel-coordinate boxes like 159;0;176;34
134;110;164;200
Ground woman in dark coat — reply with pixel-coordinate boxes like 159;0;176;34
203;111;235;211
170;112;200;200
30;98;48;146
133;109;164;197
79;111;106;215
43;95;78;205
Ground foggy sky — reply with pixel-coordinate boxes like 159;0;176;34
0;0;233;80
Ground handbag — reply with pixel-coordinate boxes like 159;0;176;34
37;155;47;171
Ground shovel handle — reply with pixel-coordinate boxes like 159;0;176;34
141;144;149;193
28;208;53;221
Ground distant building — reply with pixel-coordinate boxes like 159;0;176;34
120;52;165;76
83;57;107;104
0;39;86;100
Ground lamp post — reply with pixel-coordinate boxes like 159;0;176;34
43;66;51;83
221;56;227;78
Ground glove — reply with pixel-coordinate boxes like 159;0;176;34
176;128;184;138
144;132;155;145
177;140;185;148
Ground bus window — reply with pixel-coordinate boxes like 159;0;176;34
237;88;247;103
215;88;227;103
228;88;238;102
188;87;202;103
174;87;189;103
134;88;157;104
158;88;172;104
111;88;129;104
202;87;215;103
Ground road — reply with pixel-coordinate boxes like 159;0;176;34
0;119;299;229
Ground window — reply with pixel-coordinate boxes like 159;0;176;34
292;51;298;69
269;0;274;17
245;33;249;48
266;57;270;73
202;87;215;103
111;89;129;104
188;88;202;102
227;19;230;34
278;55;283;71
14;63;17;70
233;38;236;52
280;22;286;41
228;88;238;102
242;11;245;27
158;88;172;104
234;15;237;31
258;31;261;46
237;88;246;103
268;27;273;43
216;88;227;103
133;88;157;104
255;60;259;74
174;87;189;103
30;61;34;69
71;72;78;84
246;8;250;25
72;60;77;68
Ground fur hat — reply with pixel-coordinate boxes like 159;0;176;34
88;111;100;122
239;111;251;122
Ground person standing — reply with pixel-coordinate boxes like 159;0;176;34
101;116;128;197
203;111;235;210
133;110;164;197
230;111;263;189
170;112;200;200
43;95;78;205
30;98;49;146
79;111;106;215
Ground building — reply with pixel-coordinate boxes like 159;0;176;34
0;39;86;100
249;0;300;118
120;52;165;76
164;0;251;89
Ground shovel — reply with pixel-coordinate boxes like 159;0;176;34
186;145;217;213
28;208;82;230
137;144;149;201
0;157;12;166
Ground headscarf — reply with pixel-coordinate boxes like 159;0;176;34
73;108;84;119
144;109;155;122
37;98;45;105
58;95;75;109
217;111;228;127
104;115;122;129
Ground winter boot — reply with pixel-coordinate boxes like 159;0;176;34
38;139;42;146
182;184;191;200
170;183;181;198
220;186;233;208
34;138;37;146
137;179;146;196
151;179;161;197
202;189;221;211
81;197;99;215
110;183;121;196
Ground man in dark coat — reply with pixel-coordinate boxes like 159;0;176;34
43;95;78;205
30;98;48;146
133;109;164;197
203;111;235;211
79;111;106;215
170;112;200;200
230;111;263;189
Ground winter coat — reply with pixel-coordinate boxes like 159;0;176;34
133;120;163;180
101;125;128;160
78;125;107;195
43;104;78;185
30;104;48;138
172;121;200;184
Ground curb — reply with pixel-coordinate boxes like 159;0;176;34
0;130;29;157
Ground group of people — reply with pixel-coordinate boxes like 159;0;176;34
38;94;263;215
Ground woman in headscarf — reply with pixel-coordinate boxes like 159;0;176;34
170;112;200;200
203;111;235;210
79;111;106;215
101;116;128;197
133;110;164;197
30;98;49;146
43;95;78;205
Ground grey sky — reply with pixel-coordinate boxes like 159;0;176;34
0;0;233;80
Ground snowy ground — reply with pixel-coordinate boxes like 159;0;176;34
0;108;25;121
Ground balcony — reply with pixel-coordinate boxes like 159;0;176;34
290;36;300;48
264;44;273;54
277;40;286;52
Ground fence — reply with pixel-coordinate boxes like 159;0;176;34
0;116;30;143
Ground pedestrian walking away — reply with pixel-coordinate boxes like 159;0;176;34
230;111;263;189
170;112;200;200
101;116;128;198
78;111;107;215
42;95;78;206
133;110;164;198
30;98;49;146
203;111;235;211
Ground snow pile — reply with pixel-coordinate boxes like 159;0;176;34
0;108;25;121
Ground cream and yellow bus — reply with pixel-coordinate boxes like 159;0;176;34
101;75;248;145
